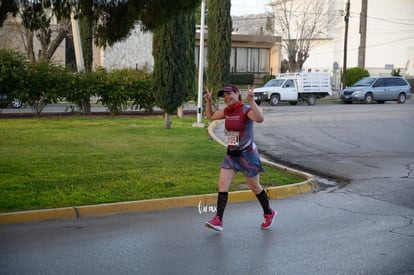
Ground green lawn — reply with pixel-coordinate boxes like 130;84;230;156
0;116;304;213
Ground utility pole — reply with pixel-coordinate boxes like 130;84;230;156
342;0;350;89
358;0;368;68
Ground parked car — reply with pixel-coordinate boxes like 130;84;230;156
0;94;22;108
340;76;411;104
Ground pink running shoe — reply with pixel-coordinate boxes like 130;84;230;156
261;209;277;229
205;215;223;232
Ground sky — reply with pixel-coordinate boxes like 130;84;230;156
230;0;272;16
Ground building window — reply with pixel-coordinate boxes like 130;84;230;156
236;48;248;72
230;48;236;72
232;47;270;74
196;46;270;74
259;48;270;73
249;48;259;73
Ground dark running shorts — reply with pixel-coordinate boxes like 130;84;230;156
220;143;265;177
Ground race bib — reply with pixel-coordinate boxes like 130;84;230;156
225;131;240;146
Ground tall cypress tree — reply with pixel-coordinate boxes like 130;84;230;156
152;13;188;129
206;0;232;89
185;12;196;101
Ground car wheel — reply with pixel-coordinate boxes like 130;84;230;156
397;93;406;104
11;98;22;108
364;93;373;104
270;94;280;106
306;95;316;105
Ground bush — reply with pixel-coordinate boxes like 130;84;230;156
229;73;255;85
263;74;275;84
17;61;71;115
95;68;154;115
65;71;96;113
391;68;401;76
127;69;154;113
345;67;369;87
0;49;27;103
1;50;156;115
93;68;127;115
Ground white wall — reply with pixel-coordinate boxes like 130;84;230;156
303;0;414;76
101;24;154;71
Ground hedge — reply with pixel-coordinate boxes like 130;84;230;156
0;50;154;115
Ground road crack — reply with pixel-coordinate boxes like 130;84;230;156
319;128;360;148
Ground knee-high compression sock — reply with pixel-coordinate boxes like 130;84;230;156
256;190;272;215
216;192;228;222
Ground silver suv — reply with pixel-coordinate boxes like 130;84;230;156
340;76;411;104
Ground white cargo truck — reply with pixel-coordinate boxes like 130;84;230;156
253;72;332;106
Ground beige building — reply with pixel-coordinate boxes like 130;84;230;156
196;32;282;84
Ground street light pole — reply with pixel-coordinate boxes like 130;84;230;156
193;0;206;128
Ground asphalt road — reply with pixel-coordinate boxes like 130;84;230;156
1;100;413;275
254;100;414;209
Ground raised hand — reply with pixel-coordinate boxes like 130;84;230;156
204;87;214;102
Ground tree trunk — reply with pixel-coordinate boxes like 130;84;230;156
25;29;35;62
164;113;171;129
46;19;71;61
81;97;91;114
177;105;183;118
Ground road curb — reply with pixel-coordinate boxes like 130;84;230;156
0;120;318;225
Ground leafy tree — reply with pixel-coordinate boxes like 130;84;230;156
3;1;200;120
19;0;72;62
86;0;200;47
270;0;337;72
3;1;200;57
0;1;18;27
206;0;232;89
153;12;189;129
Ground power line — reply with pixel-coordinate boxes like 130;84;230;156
350;12;414;27
302;35;414;57
232;11;414;27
